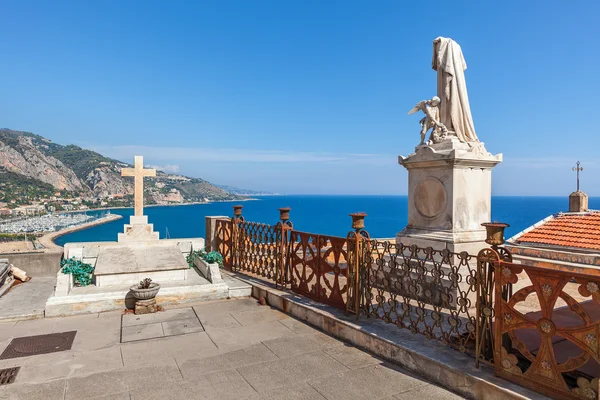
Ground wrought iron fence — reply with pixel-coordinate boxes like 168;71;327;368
234;221;279;281
211;205;600;399
288;231;351;311
364;240;494;363
492;254;600;399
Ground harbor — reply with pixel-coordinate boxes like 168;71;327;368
0;212;116;234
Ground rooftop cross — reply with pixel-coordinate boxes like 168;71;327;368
572;161;583;192
121;156;156;217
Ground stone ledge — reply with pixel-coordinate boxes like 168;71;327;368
222;271;548;400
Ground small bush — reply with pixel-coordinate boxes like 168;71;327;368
61;257;94;286
186;249;224;268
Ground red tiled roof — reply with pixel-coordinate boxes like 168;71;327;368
517;212;600;251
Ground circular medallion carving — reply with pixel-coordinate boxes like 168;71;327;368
414;178;447;218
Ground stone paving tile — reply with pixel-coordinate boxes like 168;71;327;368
229;307;290;327
205;320;295;348
236;351;349;393
194;368;259;400
123;359;184;393
260;382;327;400
279;318;321;335
193;298;261;319
122;312;158;327
308;363;428;400
297;331;346;352
129;381;198;400
394;384;464;399
8;318;57;339
16;347;123;384
51;313;100;332
65;370;129;400
0;378;66;400
121;322;164;342
153;308;197;323
261;334;330;358
179;343;278;378
199;312;242;329
162;317;203;336
89;392;131;400
325;345;384;369
120;338;173;367
71;325;121;351
165;331;220;362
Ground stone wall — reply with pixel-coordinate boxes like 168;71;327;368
0;250;62;277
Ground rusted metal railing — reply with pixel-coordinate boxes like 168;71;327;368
492;254;600;399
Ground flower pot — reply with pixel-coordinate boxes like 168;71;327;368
130;282;160;300
481;222;510;247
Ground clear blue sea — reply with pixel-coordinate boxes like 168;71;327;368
53;195;599;246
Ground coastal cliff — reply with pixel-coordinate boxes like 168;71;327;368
0;128;241;205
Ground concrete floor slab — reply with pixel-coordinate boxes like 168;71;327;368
178;343;278;378
394;384;464;399
0;379;66;400
121;322;164;342
0;297;475;400
326;345;385;369
198;312;242;330
309;363;429;400
161;318;204;336
236;351;349;393
229;307;290;326
192;298;261;319
205;319;295;348
260;382;327;400
0;277;55;322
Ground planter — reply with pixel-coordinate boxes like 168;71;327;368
481;222;509;247
130;282;161;300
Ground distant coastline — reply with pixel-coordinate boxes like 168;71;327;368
42;213;123;248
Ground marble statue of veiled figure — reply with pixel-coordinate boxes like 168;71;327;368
432;37;479;143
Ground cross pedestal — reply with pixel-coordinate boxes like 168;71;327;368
118;156;160;243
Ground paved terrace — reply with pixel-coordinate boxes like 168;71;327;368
0;298;462;400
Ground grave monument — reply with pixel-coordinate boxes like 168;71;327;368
45;156;250;316
398;37;502;255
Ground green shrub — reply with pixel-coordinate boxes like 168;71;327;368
61;257;94;286
186;249;224;268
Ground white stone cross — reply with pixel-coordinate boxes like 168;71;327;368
121;156;156;217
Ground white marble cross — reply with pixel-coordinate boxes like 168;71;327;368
121;156;156;217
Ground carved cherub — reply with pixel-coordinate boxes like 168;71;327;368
408;96;448;145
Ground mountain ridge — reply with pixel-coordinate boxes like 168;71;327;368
0;128;241;207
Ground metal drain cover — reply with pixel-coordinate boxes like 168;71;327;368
0;331;77;360
0;367;20;385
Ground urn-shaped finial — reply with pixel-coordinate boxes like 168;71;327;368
278;207;291;222
233;205;243;217
350;212;367;231
481;222;509;247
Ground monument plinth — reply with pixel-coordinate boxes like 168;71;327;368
397;138;502;254
399;37;502;255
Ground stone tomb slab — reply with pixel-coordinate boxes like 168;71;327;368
94;244;189;287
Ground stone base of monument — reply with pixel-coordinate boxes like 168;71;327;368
135;298;157;315
397;137;502;256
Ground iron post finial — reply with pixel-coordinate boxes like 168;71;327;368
572;161;583;192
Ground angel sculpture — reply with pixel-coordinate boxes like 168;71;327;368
408;96;448;145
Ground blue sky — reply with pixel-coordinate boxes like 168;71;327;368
1;1;598;195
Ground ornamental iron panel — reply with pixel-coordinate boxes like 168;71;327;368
493;258;600;400
288;231;350;311
215;219;233;270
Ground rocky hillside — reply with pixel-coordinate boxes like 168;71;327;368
0;129;241;205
